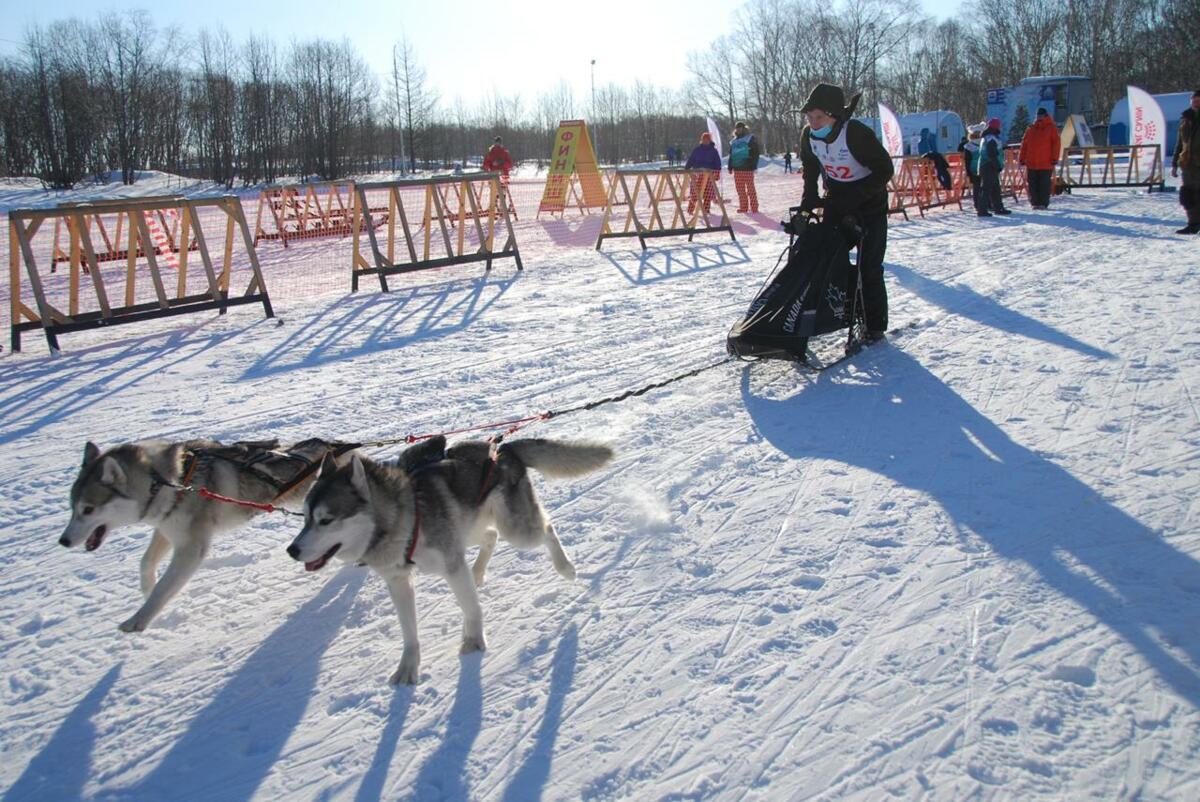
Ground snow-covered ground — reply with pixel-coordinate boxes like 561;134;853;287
2;172;1198;801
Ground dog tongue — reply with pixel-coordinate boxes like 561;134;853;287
305;543;341;572
85;526;107;552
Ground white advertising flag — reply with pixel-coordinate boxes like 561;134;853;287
1127;85;1165;181
878;103;904;158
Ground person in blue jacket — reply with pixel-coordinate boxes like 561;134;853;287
685;131;723;215
974;117;1011;217
728;121;761;212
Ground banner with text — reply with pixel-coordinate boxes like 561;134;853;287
1127;85;1165;180
538;120;606;214
878;103;904;159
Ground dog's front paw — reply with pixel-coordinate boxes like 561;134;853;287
118;615;148;633
472;567;488;587
554;559;577;582
390;649;421;685
460;634;486;654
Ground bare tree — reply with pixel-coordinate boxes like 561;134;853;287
390;37;437;172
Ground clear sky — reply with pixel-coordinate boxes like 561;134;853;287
0;0;964;112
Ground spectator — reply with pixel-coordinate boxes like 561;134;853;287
924;150;952;190
1019;108;1062;209
1171;89;1200;235
974;118;1011;217
798;82;894;342
684;132;723;216
960;123;985;214
728;121;761;213
783;150;793;174
918;128;935;155
482;136;513;180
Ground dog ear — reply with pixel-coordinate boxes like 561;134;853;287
99;457;127;491
350;455;371;500
83;442;101;467
319;452;338;479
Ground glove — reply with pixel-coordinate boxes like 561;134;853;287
837;214;864;246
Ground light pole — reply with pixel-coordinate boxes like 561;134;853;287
590;59;599;164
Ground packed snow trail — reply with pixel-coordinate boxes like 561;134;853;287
2;184;1199;801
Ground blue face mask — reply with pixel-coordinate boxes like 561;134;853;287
811;124;833;138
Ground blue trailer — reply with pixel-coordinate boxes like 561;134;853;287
856;110;966;155
985;76;1095;144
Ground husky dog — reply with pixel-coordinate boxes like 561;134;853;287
59;437;361;632
287;438;614;685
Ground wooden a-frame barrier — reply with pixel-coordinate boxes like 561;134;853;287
1056;145;1165;191
253;180;363;247
595;169;734;250
351;171;522;293
49;202;199;267
9;195;273;352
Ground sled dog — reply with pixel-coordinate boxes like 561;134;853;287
286;437;614;684
59;437;361;632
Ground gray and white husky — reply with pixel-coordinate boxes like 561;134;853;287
287;437;614;685
59;438;354;632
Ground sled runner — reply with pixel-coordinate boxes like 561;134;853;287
726;208;867;364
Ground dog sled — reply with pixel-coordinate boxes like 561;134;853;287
726;209;867;367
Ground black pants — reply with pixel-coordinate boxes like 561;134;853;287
847;212;889;333
1027;169;1053;207
978;166;1006;213
1181;168;1200;227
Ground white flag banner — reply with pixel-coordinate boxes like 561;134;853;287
1127;85;1165;181
878;103;904;158
705;116;723;162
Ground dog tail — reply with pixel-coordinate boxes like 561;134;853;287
501;439;614;478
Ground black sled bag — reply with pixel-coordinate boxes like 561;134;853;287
727;219;855;360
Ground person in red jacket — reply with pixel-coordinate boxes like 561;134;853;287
1019;108;1062;209
482;136;513;180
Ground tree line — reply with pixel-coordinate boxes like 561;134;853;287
1;0;1196;188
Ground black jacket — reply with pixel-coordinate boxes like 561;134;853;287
799;119;894;217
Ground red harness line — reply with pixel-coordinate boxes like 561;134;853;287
198;487;298;515
406;504;420;565
403;412;549;443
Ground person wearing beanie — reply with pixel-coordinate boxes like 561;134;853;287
482;136;513;180
684;131;723;216
727;121;761;213
961;123;985;213
1019;107;1062;209
1171;89;1200;234
797;82;895;342
974;117;1011;217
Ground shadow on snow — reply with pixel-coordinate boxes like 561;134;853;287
741;348;1200;706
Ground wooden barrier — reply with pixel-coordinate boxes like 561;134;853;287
595;169;734;250
50;202;200;267
253;181;364;247
1000;146;1027;201
351;171;521;293
1056;145;1165;190
885;155;965;218
9;195;273;352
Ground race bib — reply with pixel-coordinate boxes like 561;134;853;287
810;127;872;183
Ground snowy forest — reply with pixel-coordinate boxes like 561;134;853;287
1;0;1197;188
